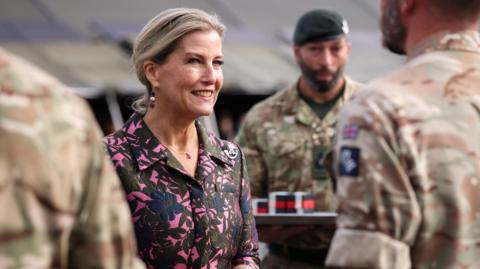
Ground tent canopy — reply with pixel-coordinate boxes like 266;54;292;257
0;0;406;96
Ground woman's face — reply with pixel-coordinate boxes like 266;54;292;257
147;29;224;119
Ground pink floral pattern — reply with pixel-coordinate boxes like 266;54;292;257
104;113;259;269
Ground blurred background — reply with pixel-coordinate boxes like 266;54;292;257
0;0;404;137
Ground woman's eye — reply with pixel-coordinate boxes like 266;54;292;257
213;60;224;66
188;58;201;64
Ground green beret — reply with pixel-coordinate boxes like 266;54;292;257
293;9;349;45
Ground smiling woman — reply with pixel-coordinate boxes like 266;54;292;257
143;29;224;122
103;7;260;269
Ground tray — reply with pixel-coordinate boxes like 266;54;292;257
254;212;337;225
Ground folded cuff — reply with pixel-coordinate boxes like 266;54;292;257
326;228;411;269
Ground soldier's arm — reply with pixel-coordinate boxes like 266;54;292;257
69;109;145;269
325;92;421;269
235;115;268;198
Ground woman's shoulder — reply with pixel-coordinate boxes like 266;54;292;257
102;128;137;173
103;128;128;153
204;128;237;150
198;123;241;160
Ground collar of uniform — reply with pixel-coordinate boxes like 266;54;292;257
320;76;358;126
408;30;480;60
122;112;232;171
288;77;358;126
276;79;315;126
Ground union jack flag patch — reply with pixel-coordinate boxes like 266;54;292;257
342;124;360;140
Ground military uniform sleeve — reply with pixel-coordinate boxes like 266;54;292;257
68;109;145;269
232;146;260;269
325;92;421;269
235;114;268;198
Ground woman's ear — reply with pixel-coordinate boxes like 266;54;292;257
144;60;159;88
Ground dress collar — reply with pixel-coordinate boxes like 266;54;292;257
121;113;232;171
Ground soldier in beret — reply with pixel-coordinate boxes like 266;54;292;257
326;0;480;268
236;9;362;269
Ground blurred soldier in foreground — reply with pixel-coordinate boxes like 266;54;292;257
0;48;145;269
326;0;480;268
236;9;361;268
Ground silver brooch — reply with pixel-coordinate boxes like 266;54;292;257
224;143;239;159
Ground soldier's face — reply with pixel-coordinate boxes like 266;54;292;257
295;37;350;93
380;0;407;55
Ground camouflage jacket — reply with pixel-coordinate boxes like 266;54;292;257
0;48;144;268
104;113;260;269
326;31;480;269
236;77;361;249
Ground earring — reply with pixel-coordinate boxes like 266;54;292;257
149;91;156;108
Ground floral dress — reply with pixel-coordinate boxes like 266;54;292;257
104;113;259;269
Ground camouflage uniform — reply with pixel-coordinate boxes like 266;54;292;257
326;31;480;269
0;48;145;269
236;77;361;267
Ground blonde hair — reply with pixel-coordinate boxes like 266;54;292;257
131;8;226;113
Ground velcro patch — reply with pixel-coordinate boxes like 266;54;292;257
338;146;360;177
342;124;360;140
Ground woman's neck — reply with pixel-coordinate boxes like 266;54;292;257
144;108;199;176
143;109;198;151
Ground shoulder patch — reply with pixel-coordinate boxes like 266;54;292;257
342;124;360;140
223;143;239;159
338;146;360;177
